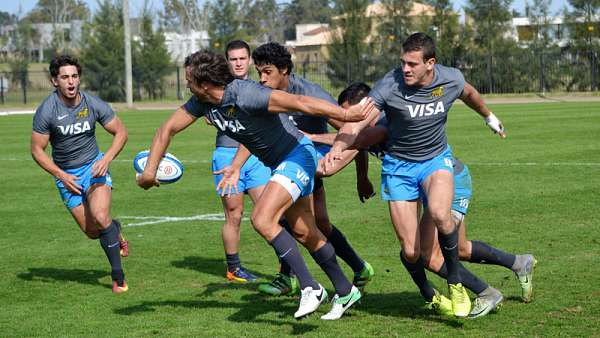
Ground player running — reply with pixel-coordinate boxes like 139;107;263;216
237;42;373;297
31;55;129;293
325;33;507;318
137;51;374;320
331;82;536;318
210;40;271;283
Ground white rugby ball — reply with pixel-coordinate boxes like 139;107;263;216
133;150;184;184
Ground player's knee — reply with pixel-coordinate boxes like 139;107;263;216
84;228;100;239
94;212;111;229
458;246;470;260
402;247;420;263
224;212;243;228
250;210;273;235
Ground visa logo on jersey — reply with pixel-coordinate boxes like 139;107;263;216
213;119;247;133
406;101;445;118
58;121;91;135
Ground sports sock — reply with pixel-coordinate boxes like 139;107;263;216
327;225;365;273
270;229;317;289
438;228;461;285
469;240;516;269
436;262;488;294
226;253;241;272
276;218;294;276
99;221;124;285
311;242;353;296
400;251;436;302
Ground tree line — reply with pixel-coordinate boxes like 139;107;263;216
2;0;599;102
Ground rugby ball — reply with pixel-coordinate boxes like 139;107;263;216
133;150;184;184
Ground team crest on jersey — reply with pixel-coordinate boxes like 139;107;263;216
224;106;236;118
76;108;89;119
430;86;444;99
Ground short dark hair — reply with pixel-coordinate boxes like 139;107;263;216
402;33;436;61
225;40;251;59
338;82;371;105
252;42;294;74
49;55;82;78
184;51;234;87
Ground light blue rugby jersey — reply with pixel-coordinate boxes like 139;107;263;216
183;79;304;167
370;64;465;161
32;90;115;169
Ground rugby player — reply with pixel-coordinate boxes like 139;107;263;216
332;82;536;318
210;40;270;282
31;55;129;293
325;33;506;318
137;51;374;320
245;42;374;297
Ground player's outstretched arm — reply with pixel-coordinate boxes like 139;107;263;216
267;90;374;122
93;116;128;177
460;82;506;139
138;107;197;190
31;131;82;194
214;144;252;196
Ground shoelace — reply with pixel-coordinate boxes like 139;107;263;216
452;286;467;303
299;288;312;306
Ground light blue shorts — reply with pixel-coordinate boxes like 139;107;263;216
270;137;317;201
451;164;472;215
422;163;473;215
212;147;271;195
55;152;112;209
314;143;331;160
381;146;454;201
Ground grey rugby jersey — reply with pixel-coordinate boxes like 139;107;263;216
285;74;333;136
370;64;465;161
32;90;115;169
184;79;304;167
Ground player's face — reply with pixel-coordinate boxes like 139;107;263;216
185;66;209;101
256;64;288;90
51;65;80;101
226;48;251;79
400;50;435;87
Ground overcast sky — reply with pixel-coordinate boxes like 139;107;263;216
1;0;570;19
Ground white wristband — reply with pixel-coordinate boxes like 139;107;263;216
484;113;503;133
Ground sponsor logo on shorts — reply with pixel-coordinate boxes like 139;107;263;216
296;169;309;186
444;158;453;168
276;162;287;171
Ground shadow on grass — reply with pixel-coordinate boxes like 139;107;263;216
171;255;266;279
17;267;110;288
357;291;465;328
114;284;318;335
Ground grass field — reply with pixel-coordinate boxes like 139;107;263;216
1;102;599;337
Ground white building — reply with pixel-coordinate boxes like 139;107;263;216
164;30;210;64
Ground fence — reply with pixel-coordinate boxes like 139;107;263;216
1;50;598;105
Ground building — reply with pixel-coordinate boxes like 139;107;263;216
164;30;210;64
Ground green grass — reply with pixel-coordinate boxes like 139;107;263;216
1;102;600;336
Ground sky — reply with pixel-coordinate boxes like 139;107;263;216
1;0;570;19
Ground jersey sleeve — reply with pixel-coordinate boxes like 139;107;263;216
94;98;116;126
369;72;394;112
32;106;51;134
448;67;466;101
236;81;272;115
183;95;207;118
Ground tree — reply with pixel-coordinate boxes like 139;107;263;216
133;9;172;100
281;0;334;41
464;0;520;93
241;0;284;43
9;19;35;104
160;0;206;32
207;0;245;51
327;0;373;86
80;0;125;102
372;0;415;75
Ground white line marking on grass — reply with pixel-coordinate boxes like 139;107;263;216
369;161;600;167
119;213;249;227
0;110;35;116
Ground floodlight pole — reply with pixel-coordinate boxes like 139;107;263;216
123;0;133;108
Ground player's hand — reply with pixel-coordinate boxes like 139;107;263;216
323;150;343;175
485;113;506;139
343;97;374;122
91;157;110;178
136;172;160;190
214;165;240;197
299;130;314;141
57;172;82;195
357;176;375;203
